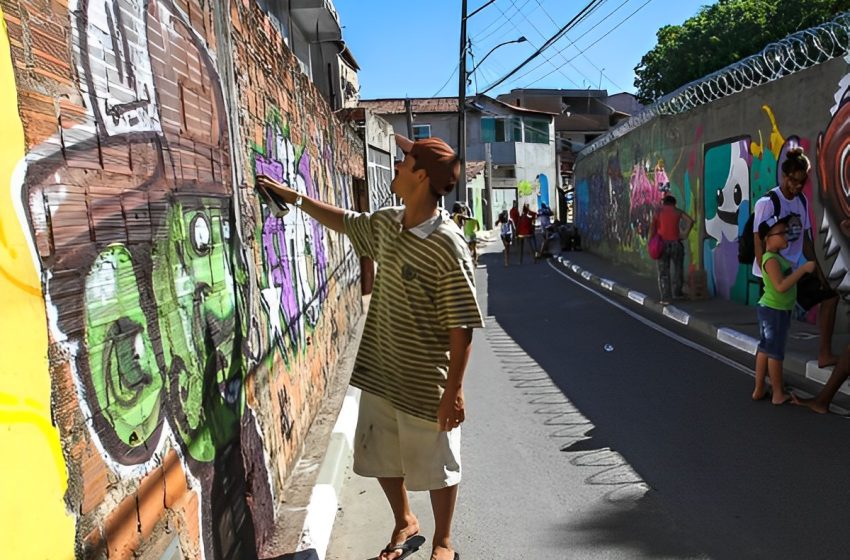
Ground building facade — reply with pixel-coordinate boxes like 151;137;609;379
359;95;557;226
498;89;642;221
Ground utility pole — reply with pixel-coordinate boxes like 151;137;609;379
457;0;468;204
484;142;493;228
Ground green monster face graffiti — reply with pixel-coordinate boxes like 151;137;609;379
85;246;164;450
84;197;243;463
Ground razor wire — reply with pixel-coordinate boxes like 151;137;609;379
577;11;850;161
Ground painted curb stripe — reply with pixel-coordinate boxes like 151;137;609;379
628;291;647;305
716;327;758;355
662;305;690;325
600;278;615;291
297;386;361;559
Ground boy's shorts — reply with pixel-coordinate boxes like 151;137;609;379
353;391;461;491
757;304;791;360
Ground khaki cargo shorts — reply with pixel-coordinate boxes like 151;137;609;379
353;391;461;491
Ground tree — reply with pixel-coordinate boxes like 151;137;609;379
634;0;850;104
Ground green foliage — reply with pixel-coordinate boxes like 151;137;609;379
634;0;850;104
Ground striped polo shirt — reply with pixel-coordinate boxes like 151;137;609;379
344;206;484;422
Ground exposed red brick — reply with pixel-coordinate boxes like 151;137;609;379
80;445;109;515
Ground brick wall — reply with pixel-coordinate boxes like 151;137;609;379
0;0;365;556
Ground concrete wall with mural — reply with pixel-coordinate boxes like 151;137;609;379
0;0;364;557
574;55;850;319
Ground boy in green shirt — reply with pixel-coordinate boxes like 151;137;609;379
753;215;815;404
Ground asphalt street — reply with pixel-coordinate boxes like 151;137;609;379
328;244;850;560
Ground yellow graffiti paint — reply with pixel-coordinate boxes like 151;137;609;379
0;11;76;558
751;130;765;159
762;105;786;159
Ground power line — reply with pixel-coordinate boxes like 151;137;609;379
533;0;626;90
519;0;654;89
485;0;583;89
502;0;599;89
478;0;607;95
515;0;631;88
472;0;536;45
512;0;635;87
500;0;588;85
432;63;460;97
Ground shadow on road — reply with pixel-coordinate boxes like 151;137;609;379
480;251;850;560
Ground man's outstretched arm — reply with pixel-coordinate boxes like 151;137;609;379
256;175;347;233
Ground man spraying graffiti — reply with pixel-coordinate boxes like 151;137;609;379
257;134;483;560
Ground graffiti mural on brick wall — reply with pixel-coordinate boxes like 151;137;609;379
4;0;267;556
254;113;330;357
4;0;364;554
0;11;77;558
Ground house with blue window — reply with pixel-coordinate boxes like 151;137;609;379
358;95;557;227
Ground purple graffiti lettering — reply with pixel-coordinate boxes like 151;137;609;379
299;152;329;301
262;215;300;346
255;154;284;183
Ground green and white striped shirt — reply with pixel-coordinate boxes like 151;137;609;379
344;206;484;422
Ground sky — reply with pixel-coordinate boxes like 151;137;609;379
334;0;712;100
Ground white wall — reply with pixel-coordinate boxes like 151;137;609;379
515;120;557;214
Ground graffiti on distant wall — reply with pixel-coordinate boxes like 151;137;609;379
575;62;850;312
537;173;549;208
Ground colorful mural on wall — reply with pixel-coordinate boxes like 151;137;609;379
573;56;850;321
704;137;752;301
1;0;364;556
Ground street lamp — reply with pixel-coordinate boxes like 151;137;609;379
468;37;527;81
457;29;527;205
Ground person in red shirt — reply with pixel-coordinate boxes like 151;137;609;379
649;195;694;303
516;203;539;264
509;200;520;228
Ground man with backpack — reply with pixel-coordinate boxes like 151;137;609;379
748;148;838;368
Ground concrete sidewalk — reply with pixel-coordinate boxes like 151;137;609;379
548;249;850;413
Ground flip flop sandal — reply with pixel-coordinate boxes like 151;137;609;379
381;535;425;560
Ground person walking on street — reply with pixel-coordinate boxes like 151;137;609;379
509;200;519;229
649;195;694;304
256;134;483;560
752;215;816;404
461;206;480;266
495;210;515;267
751;147;839;367
516;203;538;264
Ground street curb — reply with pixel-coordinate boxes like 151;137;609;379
553;255;825;383
296;386;362;560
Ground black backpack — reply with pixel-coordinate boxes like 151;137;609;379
737;190;807;264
